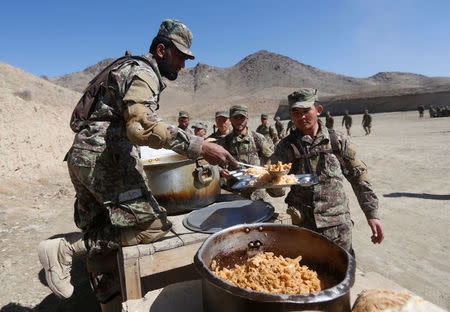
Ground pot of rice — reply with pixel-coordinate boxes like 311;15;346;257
194;223;355;312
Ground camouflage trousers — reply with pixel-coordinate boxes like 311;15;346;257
363;124;371;135
67;148;171;303
286;205;354;255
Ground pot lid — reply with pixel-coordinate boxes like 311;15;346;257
140;146;189;166
182;198;274;234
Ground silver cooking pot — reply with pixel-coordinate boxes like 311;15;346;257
143;154;220;214
194;223;356;312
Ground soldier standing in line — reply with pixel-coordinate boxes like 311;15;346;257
178;110;193;134
342;110;353;136
417;104;425;118
206;110;231;141
287;119;296;133
191;122;208;138
267;88;384;254
256;113;278;145
325;111;334;130
218;105;274;201
362;109;373;135
274;116;285;140
37;19;237;312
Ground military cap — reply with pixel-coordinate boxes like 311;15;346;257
215;110;229;118
191;122;207;130
158;19;195;59
274;116;281;121
179;110;189;118
288;88;318;110
261;114;268;120
229;105;248;117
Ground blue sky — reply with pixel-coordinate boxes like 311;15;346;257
1;0;449;78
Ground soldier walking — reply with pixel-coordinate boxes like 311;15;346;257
417;104;425;118
325;111;334;130
268;89;384;254
362;109;372;135
342;110;352;136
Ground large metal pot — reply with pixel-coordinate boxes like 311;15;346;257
194;223;356;312
143;154;220;214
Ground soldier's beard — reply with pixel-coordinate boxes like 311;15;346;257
157;52;178;81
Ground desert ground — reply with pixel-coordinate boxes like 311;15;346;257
0;111;449;311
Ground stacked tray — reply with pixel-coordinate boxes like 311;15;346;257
229;169;319;189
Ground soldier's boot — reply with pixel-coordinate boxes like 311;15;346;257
38;233;87;299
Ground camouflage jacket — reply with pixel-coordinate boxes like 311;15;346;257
275;121;284;136
207;128;231;141
217;128;273;168
325;116;334;129
256;124;278;145
270;121;379;228
70;53;203;159
342;115;352;127
362;114;372;126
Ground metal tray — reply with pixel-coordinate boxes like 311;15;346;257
182;199;274;234
231;173;318;190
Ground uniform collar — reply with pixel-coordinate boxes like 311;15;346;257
293;120;330;146
143;53;166;92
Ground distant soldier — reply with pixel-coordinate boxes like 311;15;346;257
429;106;436;118
124;50;132;56
342;110;352;136
178;110;193;134
191;122;207;138
218;105;274;201
325;111;334;130
362;109;372;135
256;114;278;145
287;119;296;133
207;110;231;141
417;104;425;118
274;116;285;140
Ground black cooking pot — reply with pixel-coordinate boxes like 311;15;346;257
194;223;355;312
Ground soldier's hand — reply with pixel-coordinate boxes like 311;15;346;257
368;219;384;244
201;141;238;168
220;169;232;179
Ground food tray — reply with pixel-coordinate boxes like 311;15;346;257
231;172;318;189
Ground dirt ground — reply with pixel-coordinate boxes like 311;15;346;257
0;111;449;311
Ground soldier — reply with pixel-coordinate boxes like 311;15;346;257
192;121;207;138
342;110;352;136
417;104;425;118
287;119;296;133
37;19;237;311
218;105;274;201
274;116;285;140
178;110;193;134
268;88;384;254
362;109;372;135
206;110;231;141
256;113;278;145
325;111;334;130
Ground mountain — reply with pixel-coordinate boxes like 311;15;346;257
46;50;450;118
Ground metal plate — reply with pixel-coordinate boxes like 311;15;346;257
182;199;275;234
232;173;319;190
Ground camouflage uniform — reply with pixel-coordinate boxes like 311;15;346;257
287;120;296;133
325;115;334;129
342;114;352;136
269;89;379;253
217;106;274;201
274;119;284;139
66;19;200;303
362;113;372;135
256;119;278;145
178;110;193;134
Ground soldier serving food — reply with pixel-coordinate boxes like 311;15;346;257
268;88;384;255
38;19;237;311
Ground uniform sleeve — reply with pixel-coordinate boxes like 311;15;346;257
123;74;203;159
269;126;278;144
255;133;274;164
340;136;379;220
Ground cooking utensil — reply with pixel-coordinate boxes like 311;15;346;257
194;223;356;312
236;161;266;170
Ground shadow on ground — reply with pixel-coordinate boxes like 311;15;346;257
1;234;100;312
383;192;450;200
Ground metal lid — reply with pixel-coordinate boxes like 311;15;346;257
182;198;274;234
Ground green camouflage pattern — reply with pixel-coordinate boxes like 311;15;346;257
207;128;231;140
215;110;229;118
179;110;189;118
288;88;318;109
229;104;248;117
192;121;207;130
342;114;352;128
217;129;273;201
256;124;278;145
157;19;194;59
362;114;372;126
270;121;379;230
261;114;268;119
275;120;284;136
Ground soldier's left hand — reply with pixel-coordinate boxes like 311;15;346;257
368;219;384;244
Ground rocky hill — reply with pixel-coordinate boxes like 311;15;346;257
42;50;450;117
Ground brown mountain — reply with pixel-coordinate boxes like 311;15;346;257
46;50;450;118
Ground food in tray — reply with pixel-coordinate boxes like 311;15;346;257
249;172;298;186
211;252;322;294
244;167;268;176
265;161;292;172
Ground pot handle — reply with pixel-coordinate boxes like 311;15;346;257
196;165;214;186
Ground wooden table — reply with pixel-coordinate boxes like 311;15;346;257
117;195;291;301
